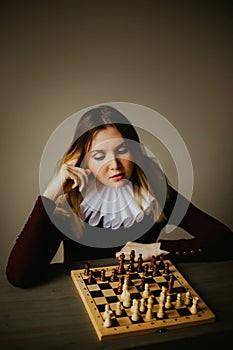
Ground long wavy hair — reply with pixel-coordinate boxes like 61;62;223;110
54;105;170;225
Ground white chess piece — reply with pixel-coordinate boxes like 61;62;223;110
145;297;154;320
175;293;183;308
165;295;172;309
115;301;123;316
142;283;150;298
190;297;199;314
123;290;131;308
157;301;165;319
139;298;146;313
103;304;111;320
104;310;112;328
184;291;191;306
131;300;140;322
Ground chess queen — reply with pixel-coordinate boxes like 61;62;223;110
6;105;233;287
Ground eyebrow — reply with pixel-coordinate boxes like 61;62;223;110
88;141;126;154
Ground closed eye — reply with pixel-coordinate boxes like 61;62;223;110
92;152;105;161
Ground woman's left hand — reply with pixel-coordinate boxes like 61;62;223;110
115;241;169;261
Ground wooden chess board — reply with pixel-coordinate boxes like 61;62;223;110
70;259;216;341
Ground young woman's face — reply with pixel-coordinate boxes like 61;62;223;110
86;126;134;187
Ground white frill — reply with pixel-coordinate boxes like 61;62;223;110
80;180;155;229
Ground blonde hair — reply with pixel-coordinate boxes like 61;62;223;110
53;106;170;226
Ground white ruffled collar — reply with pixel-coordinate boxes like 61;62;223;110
80;179;155;229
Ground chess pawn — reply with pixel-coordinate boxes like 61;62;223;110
110;268;117;282
117;276;124;294
145;297;154;320
175;293;183;308
104;311;112;328
103;304;112;320
190;297;199;314
131;300;140;322
139;298;146;313
165;295;172;309
123;290;131;308
84;262;90;276
143;264;149;276
184;291;191;306
121;282;128;300
115;301;123;316
131;299;137;313
100;269;106;281
157;301;165;319
142;283;150;298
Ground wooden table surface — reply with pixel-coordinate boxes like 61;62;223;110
1;258;233;350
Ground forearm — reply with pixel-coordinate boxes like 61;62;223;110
160;202;233;262
6;196;63;287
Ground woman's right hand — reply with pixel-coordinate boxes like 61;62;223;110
43;158;91;201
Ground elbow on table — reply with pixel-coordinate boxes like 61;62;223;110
6;263;42;288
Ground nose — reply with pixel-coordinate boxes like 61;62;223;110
109;156;120;169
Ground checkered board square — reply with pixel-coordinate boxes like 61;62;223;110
70;260;216;341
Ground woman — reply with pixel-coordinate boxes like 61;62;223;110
6;105;233;287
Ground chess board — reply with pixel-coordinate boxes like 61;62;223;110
70;259;216;341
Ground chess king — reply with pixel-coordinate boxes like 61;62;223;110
6;105;233;287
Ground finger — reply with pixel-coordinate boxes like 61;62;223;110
69;167;90;190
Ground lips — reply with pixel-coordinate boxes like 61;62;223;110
110;173;124;181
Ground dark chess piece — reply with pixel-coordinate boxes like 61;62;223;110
150;255;156;270
128;257;135;272
100;269;106;281
136;253;144;272
157;255;165;271
110;268;118;282
118;253;126;274
84;262;90;276
117;276;124;294
143;264;149;276
139;276;146;291
152;264;158;277
87;270;95;284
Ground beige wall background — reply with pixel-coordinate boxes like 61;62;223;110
1;0;232;269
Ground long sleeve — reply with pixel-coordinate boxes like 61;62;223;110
159;188;233;262
6;196;63;287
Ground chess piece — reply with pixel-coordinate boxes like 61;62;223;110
175;293;183;308
157;255;165;270
190;297;199;314
128;257;135;272
139;277;146;292
145;297;154;320
159;286;167;303
131;299;137;313
115;301;123;316
152;264;158;277
142;283;150;298
150;255;156;270
131;300;140;322
110;268;118;282
139;298;146;313
157;301;165;319
143;264;149;276
104;310;112;328
118;254;126;274
167;274;175;295
84;262;90;276
103;304;111;319
123;290;131;308
87;270;95;284
165;295;172;309
136;253;143;272
117;276;124;294
163;262;171;275
100;269;106;281
184;291;191;306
